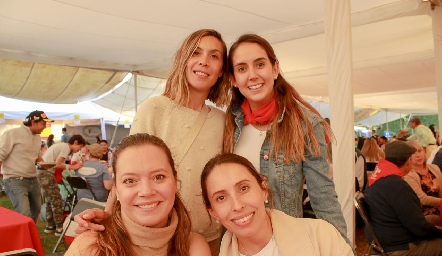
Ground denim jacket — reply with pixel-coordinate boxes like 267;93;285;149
231;104;350;245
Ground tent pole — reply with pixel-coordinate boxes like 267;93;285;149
134;72;138;114
431;5;442;143
400;113;402;130
100;118;106;140
386;110;389;136
324;0;355;247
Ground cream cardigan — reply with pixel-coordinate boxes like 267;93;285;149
404;164;442;207
130;95;224;241
219;209;353;256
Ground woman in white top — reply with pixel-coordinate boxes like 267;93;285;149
200;153;353;256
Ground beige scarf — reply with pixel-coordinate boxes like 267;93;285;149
121;209;178;256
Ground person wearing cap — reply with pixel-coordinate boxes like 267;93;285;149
0;110;54;223
38;134;86;236
364;140;442;255
399;117;437;160
74;143;112;202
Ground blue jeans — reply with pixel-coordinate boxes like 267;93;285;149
4;177;42;223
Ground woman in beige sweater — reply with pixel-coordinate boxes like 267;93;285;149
405;140;442;225
65;134;210;256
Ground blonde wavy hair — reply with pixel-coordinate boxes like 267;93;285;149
164;29;230;108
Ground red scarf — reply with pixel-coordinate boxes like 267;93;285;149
241;98;278;125
367;159;404;186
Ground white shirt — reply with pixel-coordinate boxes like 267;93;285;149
233;124;266;172
238;236;281;256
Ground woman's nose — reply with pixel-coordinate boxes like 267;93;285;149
248;67;258;79
138;182;155;196
198;55;209;66
231;196;245;211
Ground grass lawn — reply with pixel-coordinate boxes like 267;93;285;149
0;192;69;254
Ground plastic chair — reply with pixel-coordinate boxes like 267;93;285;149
52;198;106;253
66;176;97;205
354;191;386;256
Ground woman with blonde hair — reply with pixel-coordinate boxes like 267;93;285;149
405;139;442;225
65;133;210;256
361;137;385;163
74;29;230;255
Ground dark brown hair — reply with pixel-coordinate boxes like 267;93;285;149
163;29;230;107
201;153;271;209
223;34;333;163
94;133;192;256
68;134;86;146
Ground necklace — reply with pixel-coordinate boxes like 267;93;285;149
239;242;250;256
254;123;269;136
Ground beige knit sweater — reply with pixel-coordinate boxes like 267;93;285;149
405;164;442;207
130;95;224;241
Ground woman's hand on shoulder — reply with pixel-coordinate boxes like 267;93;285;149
73;208;108;236
189;232;212;256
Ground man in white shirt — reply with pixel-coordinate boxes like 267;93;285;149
0;110;54;222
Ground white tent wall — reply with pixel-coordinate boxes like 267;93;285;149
0;96;133;147
65;123;130;148
432;5;442;138
325;0;355;246
0;122;130;149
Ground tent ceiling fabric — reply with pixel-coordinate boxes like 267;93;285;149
0;0;439;120
0;58;129;103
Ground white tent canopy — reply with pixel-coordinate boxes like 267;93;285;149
0;96;133;126
0;0;439;117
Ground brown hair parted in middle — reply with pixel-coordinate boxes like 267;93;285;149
163;29;230;108
95;133;192;256
200;153;272;209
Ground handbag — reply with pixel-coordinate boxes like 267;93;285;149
175;105;208;166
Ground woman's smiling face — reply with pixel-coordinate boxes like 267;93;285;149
230;42;278;111
115;144;177;228
206;162;268;239
185;36;224;95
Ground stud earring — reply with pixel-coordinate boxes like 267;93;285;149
233;84;237;88
265;199;269;204
274;76;277;80
215;219;219;223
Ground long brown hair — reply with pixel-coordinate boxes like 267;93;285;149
163;29;230;108
361;137;384;162
223;34;333;162
94;133;192;256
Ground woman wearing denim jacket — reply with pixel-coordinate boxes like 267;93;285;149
223;34;352;250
